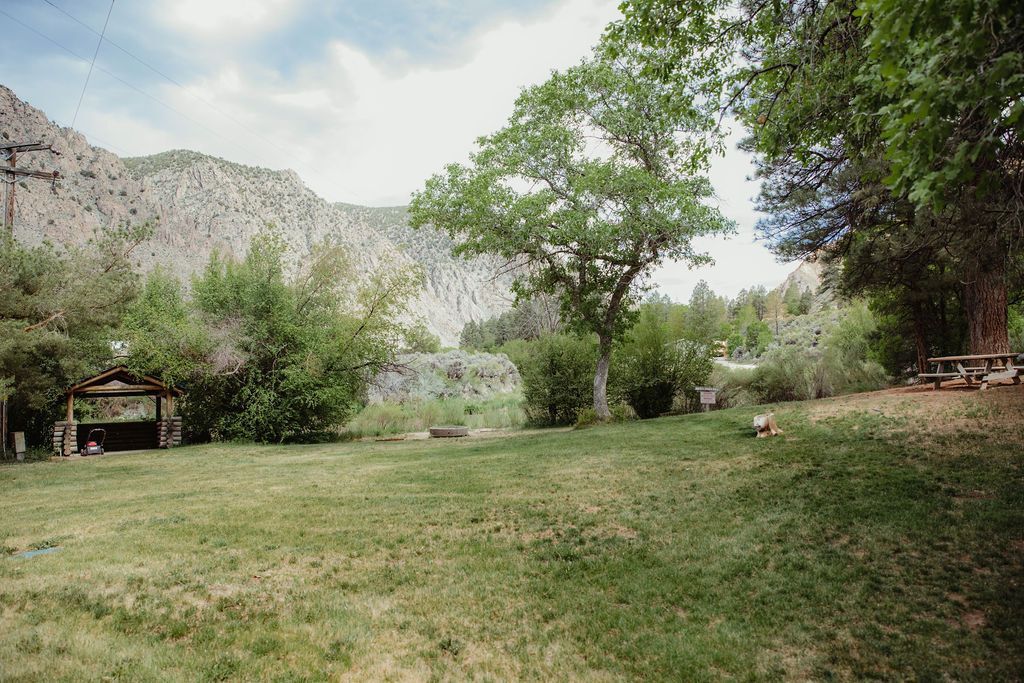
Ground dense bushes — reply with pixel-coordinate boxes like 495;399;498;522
346;395;524;437
368;350;520;403
505;303;715;425
612;306;714;418
511;334;596;426
748;303;888;402
125;230;421;443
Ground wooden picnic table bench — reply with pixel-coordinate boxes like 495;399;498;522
921;353;1022;390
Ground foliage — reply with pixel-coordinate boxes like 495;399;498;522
368;350;521;403
125;230;420;443
410;47;733;418
857;0;1024;213
611;304;714;418
744;320;772;357
0;224;148;446
459;296;561;351
573;402;637;428
610;0;1022;355
751;302;888;402
516;334;596;426
401;323;442;354
1010;306;1024;353
683;280;728;345
751;346;823;403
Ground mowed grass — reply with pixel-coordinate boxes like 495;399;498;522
1;388;1022;681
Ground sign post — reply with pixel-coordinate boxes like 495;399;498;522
695;386;718;413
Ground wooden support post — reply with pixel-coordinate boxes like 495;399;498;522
1;142;60;234
155;395;162;422
166;391;174;417
4;149;15;232
66;394;74;422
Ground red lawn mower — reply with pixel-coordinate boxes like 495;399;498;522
80;428;105;456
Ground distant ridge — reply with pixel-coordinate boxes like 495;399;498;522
0;85;512;344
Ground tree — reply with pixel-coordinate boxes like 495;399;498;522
409;48;733;419
0;224;148;446
610;0;1023;353
684;280;727;345
126;230;420;442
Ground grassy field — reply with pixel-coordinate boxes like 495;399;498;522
1;386;1022;681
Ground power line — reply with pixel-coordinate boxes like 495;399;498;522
33;0;353;198
39;0;303;169
1;7;285;172
70;0;114;128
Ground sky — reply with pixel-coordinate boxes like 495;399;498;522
0;0;797;300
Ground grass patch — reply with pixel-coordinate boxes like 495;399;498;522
0;388;1021;679
346;394;524;437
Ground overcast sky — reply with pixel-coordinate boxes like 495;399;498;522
1;0;797;300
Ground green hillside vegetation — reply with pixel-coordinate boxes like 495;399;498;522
2;389;1021;679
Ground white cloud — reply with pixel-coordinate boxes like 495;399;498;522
158;0;302;38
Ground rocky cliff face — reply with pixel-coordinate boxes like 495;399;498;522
774;260;833;312
1;85;510;345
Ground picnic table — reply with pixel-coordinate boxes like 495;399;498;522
919;353;1022;390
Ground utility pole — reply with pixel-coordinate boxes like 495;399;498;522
1;141;60;234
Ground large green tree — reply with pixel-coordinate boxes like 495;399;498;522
610;0;1024;354
409;49;733;418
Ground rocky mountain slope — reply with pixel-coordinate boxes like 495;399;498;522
773;259;834;312
1;85;511;345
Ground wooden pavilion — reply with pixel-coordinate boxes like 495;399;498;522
53;366;184;456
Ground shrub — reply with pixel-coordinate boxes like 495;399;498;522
518;334;596;426
345;395;524;437
574;402;636;428
612;306;714;418
707;365;756;409
751;346;821;402
750;302;888;403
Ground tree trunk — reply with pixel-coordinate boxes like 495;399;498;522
910;305;929;374
593;335;612;420
963;261;1010;354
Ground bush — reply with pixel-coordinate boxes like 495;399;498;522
518;334;596;426
707;365;756;409
574;402;636;429
750;302;888;403
126;229;421;443
612;306;714;418
751;346;822;402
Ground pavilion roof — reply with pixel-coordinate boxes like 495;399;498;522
67;366;185;398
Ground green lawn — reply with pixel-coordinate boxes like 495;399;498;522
1;389;1022;680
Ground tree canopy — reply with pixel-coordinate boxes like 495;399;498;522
410;48;733;418
610;0;1023;354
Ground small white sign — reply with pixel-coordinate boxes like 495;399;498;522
696;387;717;405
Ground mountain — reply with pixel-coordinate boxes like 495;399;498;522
773;260;834;312
0;85;511;345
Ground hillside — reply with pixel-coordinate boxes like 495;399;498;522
1;385;1021;679
773;259;834;312
0;86;511;345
